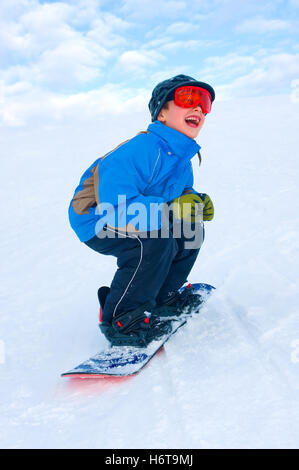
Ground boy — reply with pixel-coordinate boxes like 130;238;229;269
68;74;215;347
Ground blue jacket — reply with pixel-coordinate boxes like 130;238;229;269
68;121;201;242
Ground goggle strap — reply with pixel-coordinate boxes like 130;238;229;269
197;151;202;167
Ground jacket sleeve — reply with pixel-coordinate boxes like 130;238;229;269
97;138;165;231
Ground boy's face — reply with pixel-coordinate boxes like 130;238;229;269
157;100;205;139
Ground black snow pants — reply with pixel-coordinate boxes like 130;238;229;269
84;222;204;323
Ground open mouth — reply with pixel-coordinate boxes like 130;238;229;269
185;115;201;128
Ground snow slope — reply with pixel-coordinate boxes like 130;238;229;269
0;94;299;449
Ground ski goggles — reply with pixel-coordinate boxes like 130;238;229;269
174;86;212;114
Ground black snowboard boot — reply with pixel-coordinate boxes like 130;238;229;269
153;283;204;319
97;287;171;347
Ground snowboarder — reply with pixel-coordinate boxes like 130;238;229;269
68;74;215;347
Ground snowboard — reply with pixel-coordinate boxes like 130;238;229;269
61;283;215;379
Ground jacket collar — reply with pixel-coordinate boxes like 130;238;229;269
147;120;201;160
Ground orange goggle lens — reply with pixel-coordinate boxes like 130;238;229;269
174;86;212;114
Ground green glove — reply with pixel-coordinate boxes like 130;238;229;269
173;193;214;222
196;193;214;221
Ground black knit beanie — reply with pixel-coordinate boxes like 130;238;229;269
148;74;215;122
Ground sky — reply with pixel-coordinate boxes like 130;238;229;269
0;0;298;126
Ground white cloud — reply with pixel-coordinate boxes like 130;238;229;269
149;67;194;85
0;2;131;89
0;3;76;61
0;81;150;126
4;2;129;55
117;50;164;74
20;1;72;26
164;22;199;35
291;79;299;103
120;0;187;20
33;38;109;87
87;13;131;49
0;21;32;59
0;0;37;20
236;16;290;34
262;52;299;80
156;39;221;53
66;0;105;28
215;52;299;99
200;53;257;82
1;33;111;89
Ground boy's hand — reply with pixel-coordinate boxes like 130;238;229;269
196;193;214;221
172;193;214;222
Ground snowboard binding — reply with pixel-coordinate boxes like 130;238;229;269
97;287;171;347
152;283;206;318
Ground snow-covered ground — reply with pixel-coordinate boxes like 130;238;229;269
0;94;299;449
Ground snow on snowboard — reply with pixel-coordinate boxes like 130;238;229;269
61;283;215;379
